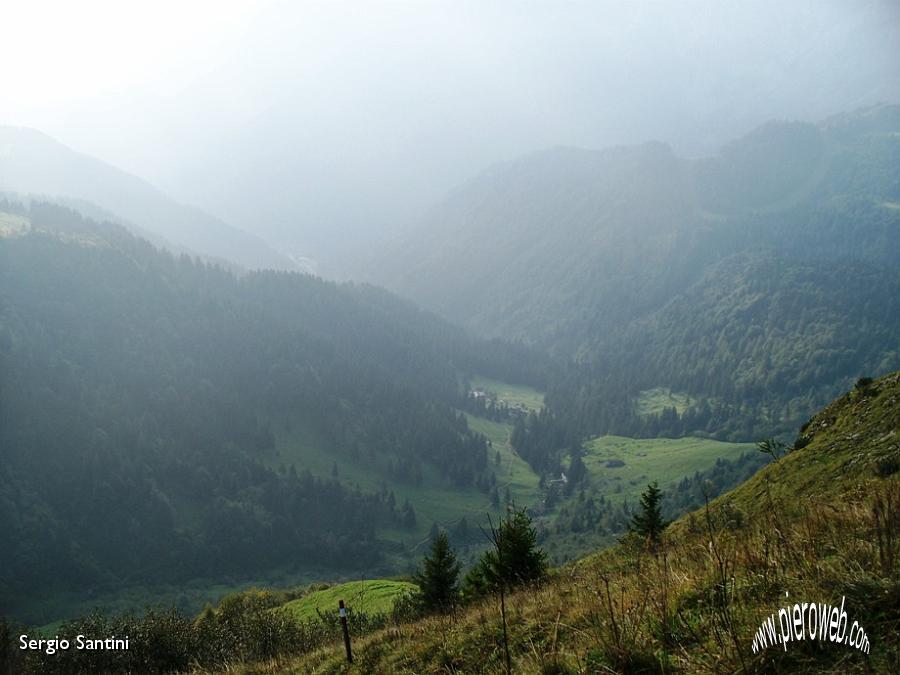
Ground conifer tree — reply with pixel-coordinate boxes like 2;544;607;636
463;506;547;598
412;531;461;612
630;481;667;544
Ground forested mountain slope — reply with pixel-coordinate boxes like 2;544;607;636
0;126;295;271
378;104;900;439
0;202;544;621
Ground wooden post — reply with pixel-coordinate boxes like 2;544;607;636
339;599;353;663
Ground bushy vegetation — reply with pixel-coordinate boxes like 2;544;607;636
0;587;400;674
0;511;548;673
462;507;548;600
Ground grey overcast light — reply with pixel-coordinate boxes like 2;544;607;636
4;1;900;666
3;0;899;274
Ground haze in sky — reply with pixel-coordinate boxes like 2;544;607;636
3;0;899;275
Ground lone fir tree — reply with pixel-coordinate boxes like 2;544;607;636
412;530;461;612
630;481;667;544
463;506;547;598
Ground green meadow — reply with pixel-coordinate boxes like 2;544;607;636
579;434;755;503
279;580;417;621
469;375;544;411
267;408;543;546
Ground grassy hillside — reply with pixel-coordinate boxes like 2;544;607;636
465;415;543;502
579;435;754;504
280;581;417;622
275;371;900;674
266;409;543;549
538;435;759;566
469;375;545;412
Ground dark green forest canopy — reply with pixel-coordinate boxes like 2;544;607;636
0;202;548;620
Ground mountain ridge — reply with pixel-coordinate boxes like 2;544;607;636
0;125;298;272
374;104;900;439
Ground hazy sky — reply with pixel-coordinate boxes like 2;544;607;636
3;1;267;109
3;1;899;272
